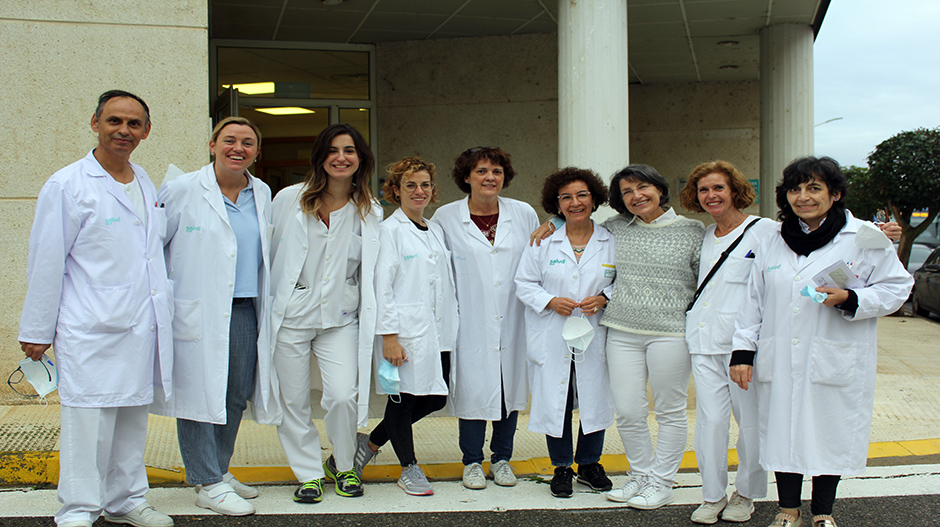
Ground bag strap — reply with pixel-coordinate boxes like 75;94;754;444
686;218;762;312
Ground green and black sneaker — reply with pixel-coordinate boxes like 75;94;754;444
293;479;324;503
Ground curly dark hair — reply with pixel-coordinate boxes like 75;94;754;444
539;167;609;216
679;160;755;213
450;147;516;194
608;164;670;216
775;156;848;222
382;156;438;206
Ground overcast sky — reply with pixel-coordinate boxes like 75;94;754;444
813;0;940;168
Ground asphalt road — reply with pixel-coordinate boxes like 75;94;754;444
2;495;938;527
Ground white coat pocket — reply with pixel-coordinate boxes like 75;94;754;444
151;208;167;240
722;256;754;284
754;337;774;383
809;336;857;387
396;303;430;339
172;298;202;342
81;283;137;333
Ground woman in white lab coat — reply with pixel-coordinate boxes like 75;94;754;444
155;116;272;516
730;156;913;527
356;157;458;496
677;161;778;524
268;123;382;504
431;147;540;490
514;167;616;498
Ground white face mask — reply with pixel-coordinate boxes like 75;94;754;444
8;353;58;406
562;315;595;362
377;359;401;403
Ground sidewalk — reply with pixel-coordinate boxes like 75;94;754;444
2;316;939;487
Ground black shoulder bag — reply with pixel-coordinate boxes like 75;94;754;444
686;218;762;312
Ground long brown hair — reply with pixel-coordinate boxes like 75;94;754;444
300;123;376;219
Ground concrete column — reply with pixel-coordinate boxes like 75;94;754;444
759;23;815;218
558;0;629;217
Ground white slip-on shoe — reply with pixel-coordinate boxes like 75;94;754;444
196;482;256;516
462;462;487;489
103;501;174;527
691;495;728;524
59;521;93;527
222;471;259;499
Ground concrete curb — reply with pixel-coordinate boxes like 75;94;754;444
4;438;939;487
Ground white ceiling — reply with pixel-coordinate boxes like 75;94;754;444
210;0;828;84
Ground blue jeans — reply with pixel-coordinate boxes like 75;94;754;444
458;410;518;466
545;365;605;467
177;299;258;485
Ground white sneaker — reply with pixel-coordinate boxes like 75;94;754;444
721;491;755;522
691;495;728;524
489;460;517;487
59;522;93;527
222;471;259;499
103;501;173;527
606;474;647;503
627;480;675;510
462;462;487;489
196;483;256;516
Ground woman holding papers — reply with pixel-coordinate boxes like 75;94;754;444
730;156;912;527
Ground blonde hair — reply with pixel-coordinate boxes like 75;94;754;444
382;157;438;205
679;160;755;212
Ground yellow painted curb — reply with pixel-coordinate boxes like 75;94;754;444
3;438;938;487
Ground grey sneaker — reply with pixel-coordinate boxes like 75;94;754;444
606;474;646;502
353;432;379;479
489;460;517;487
398;463;434;496
691;495;728;524
462;462;486;489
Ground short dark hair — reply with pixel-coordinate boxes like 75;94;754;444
96;90;150;123
679;160;756;213
609;164;670;216
775;156;848;222
450;147;516;194
540;167;609;216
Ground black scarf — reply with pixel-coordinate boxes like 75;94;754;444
780;207;846;256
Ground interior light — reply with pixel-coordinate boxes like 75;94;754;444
222;82;275;95
254;107;316;115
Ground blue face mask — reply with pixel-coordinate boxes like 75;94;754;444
377;359;401;403
8;353;58;406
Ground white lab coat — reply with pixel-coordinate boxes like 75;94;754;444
150;163;274;424
373;208;458;396
18;151;173;407
260;183;382;427
732;212;913;476
432;196;540;420
514;223;616;437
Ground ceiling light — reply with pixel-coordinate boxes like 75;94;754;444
254;107;316;115
717;40;739;47
222;82;275;95
719;65;739;70
322;0;344;5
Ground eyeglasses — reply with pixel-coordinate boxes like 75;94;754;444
401;181;434;193
621;183;653;198
558;191;592;204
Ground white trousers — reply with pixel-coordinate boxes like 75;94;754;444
606;330;691;486
691;353;767;502
56;405;149;525
273;322;359;482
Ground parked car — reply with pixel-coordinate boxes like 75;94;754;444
912;247;940;318
895;243;934;275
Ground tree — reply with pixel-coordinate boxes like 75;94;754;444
843;165;884;221
866;127;940;267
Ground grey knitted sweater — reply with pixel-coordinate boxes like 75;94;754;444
600;212;704;336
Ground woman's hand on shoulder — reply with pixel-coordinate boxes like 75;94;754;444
530;220;555;247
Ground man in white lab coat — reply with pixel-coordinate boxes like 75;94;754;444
18;90;174;527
